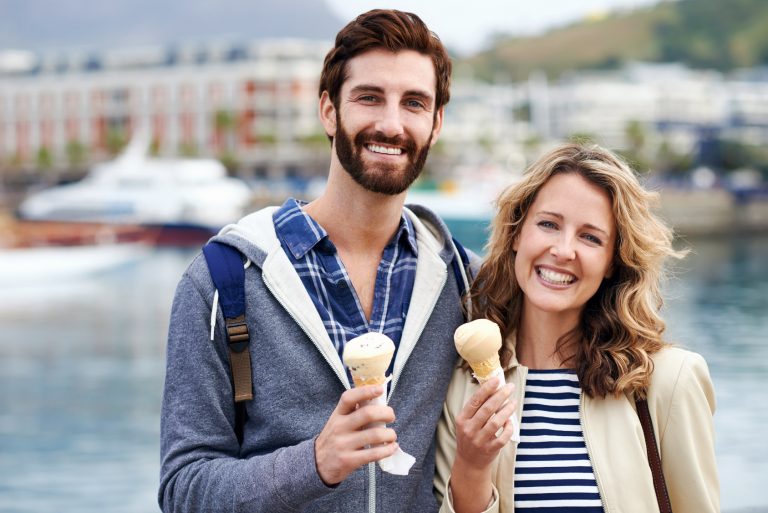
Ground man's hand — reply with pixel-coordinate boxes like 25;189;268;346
315;385;398;485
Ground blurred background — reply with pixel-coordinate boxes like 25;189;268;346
0;0;766;511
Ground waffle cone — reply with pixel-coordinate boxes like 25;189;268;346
351;374;388;387
468;353;502;380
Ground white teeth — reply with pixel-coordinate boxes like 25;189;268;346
537;267;575;285
367;144;402;155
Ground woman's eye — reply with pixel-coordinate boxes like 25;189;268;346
537;220;557;230
583;233;603;245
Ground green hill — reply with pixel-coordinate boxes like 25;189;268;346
461;0;768;82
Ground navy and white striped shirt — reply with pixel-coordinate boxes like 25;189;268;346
272;198;418;377
514;369;604;513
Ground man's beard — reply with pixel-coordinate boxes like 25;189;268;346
334;112;432;195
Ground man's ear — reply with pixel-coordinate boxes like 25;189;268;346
318;91;337;138
429;106;444;147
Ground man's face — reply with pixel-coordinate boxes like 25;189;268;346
326;49;443;196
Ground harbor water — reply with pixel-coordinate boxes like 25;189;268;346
0;229;766;512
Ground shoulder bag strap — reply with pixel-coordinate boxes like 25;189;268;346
636;398;673;513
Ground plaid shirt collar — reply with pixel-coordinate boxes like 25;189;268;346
275;198;418;259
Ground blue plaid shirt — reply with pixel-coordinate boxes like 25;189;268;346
273;198;418;377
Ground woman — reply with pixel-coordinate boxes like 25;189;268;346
435;143;719;512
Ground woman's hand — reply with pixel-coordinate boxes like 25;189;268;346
450;376;517;513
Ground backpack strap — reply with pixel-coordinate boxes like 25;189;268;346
449;236;473;318
202;241;253;443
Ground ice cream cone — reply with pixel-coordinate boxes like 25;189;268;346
343;332;395;387
454;319;503;382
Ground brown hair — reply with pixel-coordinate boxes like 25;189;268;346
319;9;451;111
472;143;685;398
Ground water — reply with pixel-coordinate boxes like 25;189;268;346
0;233;766;512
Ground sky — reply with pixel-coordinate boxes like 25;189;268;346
326;0;662;54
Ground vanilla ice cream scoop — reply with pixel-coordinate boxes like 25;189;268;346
454;319;502;381
455;319;519;444
343;332;396;386
343;332;416;474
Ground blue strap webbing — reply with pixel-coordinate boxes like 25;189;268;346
202;241;245;319
450;237;470;297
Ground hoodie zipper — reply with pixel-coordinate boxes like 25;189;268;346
264;249;450;513
263;275;382;512
579;394;609;512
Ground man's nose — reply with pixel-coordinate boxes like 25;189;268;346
375;102;405;138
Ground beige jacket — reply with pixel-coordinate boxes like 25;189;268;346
435;346;719;513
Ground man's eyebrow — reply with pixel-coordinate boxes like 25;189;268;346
537;210;610;237
403;89;433;101
349;84;385;96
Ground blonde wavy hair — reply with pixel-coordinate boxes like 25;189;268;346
471;143;684;398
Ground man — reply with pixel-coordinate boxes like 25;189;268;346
159;9;473;513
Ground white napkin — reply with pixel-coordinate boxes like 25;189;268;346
359;378;415;475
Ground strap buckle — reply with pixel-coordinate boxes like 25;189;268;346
225;314;250;353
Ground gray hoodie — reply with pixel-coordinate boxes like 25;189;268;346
159;204;475;513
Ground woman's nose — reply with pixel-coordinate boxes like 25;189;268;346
550;236;576;261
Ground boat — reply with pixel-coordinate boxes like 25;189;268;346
16;132;253;245
0;243;151;287
0;213;153;286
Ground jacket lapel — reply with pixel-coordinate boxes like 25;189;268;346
392;210;448;386
262;248;350;389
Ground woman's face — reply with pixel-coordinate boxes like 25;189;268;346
513;172;616;320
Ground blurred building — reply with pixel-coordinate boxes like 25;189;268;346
533;63;768;159
2;41;767;179
0;40;330;178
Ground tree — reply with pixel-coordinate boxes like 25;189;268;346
36;146;53;170
655;141;693;177
567;132;598;145
179;142;198;157
625;120;646;152
106;129;127;156
621;120;652;174
66;140;87;169
213;109;236;153
217;150;239;175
